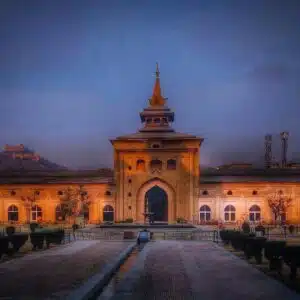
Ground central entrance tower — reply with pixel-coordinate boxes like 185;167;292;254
111;64;203;223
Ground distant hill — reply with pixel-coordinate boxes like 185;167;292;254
0;144;68;173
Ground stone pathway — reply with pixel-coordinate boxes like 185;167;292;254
0;240;133;299
110;241;300;300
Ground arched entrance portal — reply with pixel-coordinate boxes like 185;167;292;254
145;185;168;222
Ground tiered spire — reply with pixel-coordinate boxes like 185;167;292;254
139;63;174;133
149;63;166;107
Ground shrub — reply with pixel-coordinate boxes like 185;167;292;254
264;240;286;272
0;236;9;259
219;230;234;244
176;217;187;224
10;233;28;252
241;221;250;234
30;222;39;233
123;218;134;223
288;225;295;234
30;232;45;250
6;226;15;236
283;245;300;280
72;224;79;231
44;230;64;248
244;237;266;264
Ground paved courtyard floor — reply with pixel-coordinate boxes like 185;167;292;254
110;241;300;300
0;240;133;300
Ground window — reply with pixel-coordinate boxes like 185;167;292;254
150;159;162;171
162;117;168;124
249;205;261;222
128;206;132;210
152;144;160;149
128;192;132;197
154;118;161;124
202;190;209;196
146;118;152;124
128;166;132;170
10;190;16;196
167;159;176;170
103;205;114;222
224;205;236;221
199;205;211;221
8;205;18;221
83;205;89;221
55;204;66;221
31;205;42;221
227;190;233;195
105;191;112;196
136;159;146;171
252;190;258;195
57;190;63;196
128;178;132;183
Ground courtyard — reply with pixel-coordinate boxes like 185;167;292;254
109;240;299;300
0;240;134;299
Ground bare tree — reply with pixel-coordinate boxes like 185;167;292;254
267;190;292;224
58;185;90;224
20;189;40;223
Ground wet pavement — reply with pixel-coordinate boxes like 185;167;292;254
0;240;134;299
110;241;299;300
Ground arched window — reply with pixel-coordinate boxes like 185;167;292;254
224;205;235;222
150;159;162;171
199;205;211;221
103;205;114;222
227;190;233;195
154;118;161;124
136;159;146;171
249;205;261;222
202;190;209;196
252;190;258;195
8;205;18;221
31;205;42;221
55;204;66;221
167;159;176;170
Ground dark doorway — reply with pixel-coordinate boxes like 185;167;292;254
145;185;168;222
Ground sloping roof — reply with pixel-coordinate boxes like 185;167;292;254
113;131;202;141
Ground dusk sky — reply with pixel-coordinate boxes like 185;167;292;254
1;0;300;169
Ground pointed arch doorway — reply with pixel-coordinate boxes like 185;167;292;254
145;185;168;222
136;178;175;223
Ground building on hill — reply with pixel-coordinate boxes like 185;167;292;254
0;64;300;224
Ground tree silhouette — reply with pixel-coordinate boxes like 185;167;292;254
20;189;40;223
58;185;90;223
268;190;292;224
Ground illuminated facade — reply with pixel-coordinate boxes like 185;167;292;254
0;65;300;224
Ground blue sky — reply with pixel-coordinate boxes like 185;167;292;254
1;0;300;169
